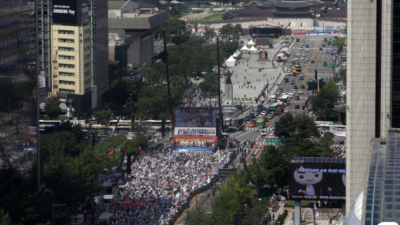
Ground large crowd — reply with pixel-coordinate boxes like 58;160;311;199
96;149;232;225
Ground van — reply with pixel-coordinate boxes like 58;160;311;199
306;44;309;48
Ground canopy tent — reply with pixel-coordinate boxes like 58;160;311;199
226;56;236;67
240;45;249;51
233;50;241;58
249;46;258;53
247;39;255;46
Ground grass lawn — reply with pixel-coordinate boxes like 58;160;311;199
197;12;225;21
285;200;314;207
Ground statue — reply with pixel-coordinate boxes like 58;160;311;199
259;49;268;60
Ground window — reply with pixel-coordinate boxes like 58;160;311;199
44;33;49;39
39;33;42;39
44;48;48;54
59;89;75;94
59;80;75;85
85;79;91;84
44;40;49;46
58;30;75;35
58;47;74;52
38;10;41;15
85;62;91;68
59;72;75;77
58;38;74;43
85;71;91;77
44;25;48;31
44;17;48;23
59;64;75;68
59;55;75;60
38;25;42;31
43;9;48;15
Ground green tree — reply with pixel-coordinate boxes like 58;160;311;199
171;34;191;45
108;79;129;106
339;68;346;86
242;198;270;225
293;114;321;141
199;73;218;95
44;99;61;120
259;145;290;191
243;159;268;193
188;208;212;225
0;208;13;225
335;37;346;54
142;68;162;86
308;80;340;120
274;112;295;140
93;109;112;125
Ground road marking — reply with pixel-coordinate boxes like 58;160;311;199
175;193;203;224
229;131;242;137
235;130;255;139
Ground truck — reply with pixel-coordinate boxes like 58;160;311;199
330;47;335;55
257;119;265;129
279;95;289;103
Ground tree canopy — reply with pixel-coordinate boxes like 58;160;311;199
44;99;61;120
308;80;340;120
275;113;320;142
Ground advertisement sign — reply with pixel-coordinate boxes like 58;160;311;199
170;147;215;153
174;127;216;136
290;163;346;200
38;70;46;88
53;0;89;26
173;136;217;147
175;108;218;128
218;168;238;178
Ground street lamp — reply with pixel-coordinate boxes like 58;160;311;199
53;203;66;225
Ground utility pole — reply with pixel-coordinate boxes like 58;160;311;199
163;28;174;137
217;37;223;139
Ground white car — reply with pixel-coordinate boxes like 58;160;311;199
284;109;290;113
299;90;303;94
305;49;309;52
301;57;305;60
296;53;301;56
306;58;310;61
260;130;267;136
294;57;299;61
260;111;266;116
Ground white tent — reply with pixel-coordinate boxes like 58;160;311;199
226;56;236;67
240;45;249;51
249;46;258;53
248;39;255;46
233;50;241;57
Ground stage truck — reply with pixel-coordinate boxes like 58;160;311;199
257;118;265;129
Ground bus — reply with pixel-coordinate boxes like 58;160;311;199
109;120;170;129
330;47;335;55
292;64;301;74
257;119;265;129
274;104;282;114
268;103;279;111
279;95;289;103
39;120;62;132
81;125;115;136
115;126;131;134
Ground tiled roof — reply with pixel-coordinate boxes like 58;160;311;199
237;7;272;14
273;0;312;8
324;9;347;14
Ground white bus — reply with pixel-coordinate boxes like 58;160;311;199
39;120;62;131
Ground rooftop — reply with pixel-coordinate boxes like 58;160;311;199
255;38;272;46
273;10;313;14
237;7;272;14
337;2;347;7
273;0;313;8
324;9;347;14
108;11;169;30
108;1;128;9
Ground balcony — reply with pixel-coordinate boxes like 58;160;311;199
53;65;58;69
53;74;58;77
53;82;58;87
53;58;58;62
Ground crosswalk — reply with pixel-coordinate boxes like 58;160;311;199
244;127;274;131
292;47;321;50
303;73;333;77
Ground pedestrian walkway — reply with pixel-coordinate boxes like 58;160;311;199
303;73;333;77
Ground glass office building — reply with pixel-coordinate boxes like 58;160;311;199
0;0;39;194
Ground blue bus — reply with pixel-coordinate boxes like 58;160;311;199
116;126;131;134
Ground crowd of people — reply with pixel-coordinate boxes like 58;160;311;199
330;142;346;157
96;149;233;225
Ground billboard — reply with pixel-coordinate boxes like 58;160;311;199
218;168;238;178
174;108;219;136
173;136;218;147
53;0;89;26
290;163;346;200
174;127;216;136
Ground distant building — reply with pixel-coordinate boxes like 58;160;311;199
108;0;169;73
323;9;347;18
221;11;237;20
187;1;213;8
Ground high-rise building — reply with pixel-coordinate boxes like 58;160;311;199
346;0;400;223
37;0;108;114
0;0;40;193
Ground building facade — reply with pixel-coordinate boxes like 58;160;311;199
51;25;92;96
37;0;108;109
0;0;40;193
346;0;396;221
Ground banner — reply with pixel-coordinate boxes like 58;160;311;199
173;136;217;147
170;147;215;153
174;127;216;136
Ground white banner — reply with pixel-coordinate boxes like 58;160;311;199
331;127;346;137
174;127;216;136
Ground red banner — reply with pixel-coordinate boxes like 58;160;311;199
173;136;218;147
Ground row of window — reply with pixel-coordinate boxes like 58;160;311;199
58;30;74;35
59;89;75;94
59;47;74;52
59;55;75;60
59;72;75;77
59;38;74;43
59;64;74;68
85;79;91;84
59;81;75;85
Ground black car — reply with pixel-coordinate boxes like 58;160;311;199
245;115;250;121
236;125;243;131
295;105;300;109
284;78;289;83
323;62;328;66
290;80;295;84
279;88;283;92
300;84;305;89
319;48;323;51
293;85;298;89
311;60;315;63
295;96;300;100
256;108;261;113
322;44;326;47
224;127;236;132
299;76;304;80
156;127;171;132
251;119;257;123
249;113;255;118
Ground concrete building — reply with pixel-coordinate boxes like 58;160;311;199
37;0;109;109
51;24;92;96
108;0;169;71
346;0;400;223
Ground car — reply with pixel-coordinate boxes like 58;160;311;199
284;109;290;113
245;115;250;121
306;45;309;48
299;90;303;94
306;58;310;61
305;49;309;52
195;76;200;80
236;125;243;131
322;44;326;47
290;89;296;93
282;92;287;95
301;57;305;60
207;211;213;216
290;80;295;84
284;78;289;83
286;72;292;76
267;114;274;119
251;119;257;123
293;85;298;89
299;76;304;80
249;113;255;118
319;47;323;51
296;53;301;56
224;127;236;132
279;88;284;92
156;127;171;132
261;111;266;116
260;130;267;136
256;108;261;114
300;84;305;89
295;96;300;100
299;47;303;49
295;105;300;109
248;122;255;127
323;62;328;66
311;60;315;63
